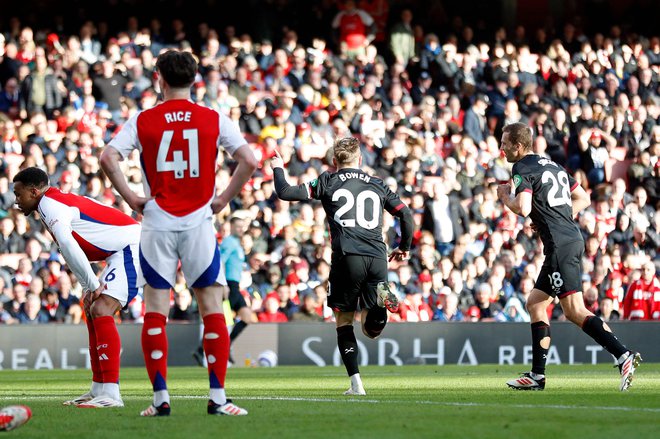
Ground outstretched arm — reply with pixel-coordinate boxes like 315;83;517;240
271;150;312;201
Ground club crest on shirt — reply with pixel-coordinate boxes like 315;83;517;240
513;174;522;188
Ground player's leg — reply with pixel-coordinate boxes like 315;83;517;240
63;310;102;406
192;319;207;368
80;245;139;408
335;311;364;395
194;281;248;367
360;306;387;339
557;241;640;390
507;252;558;391
560;292;640;390
78;295;123;408
139;232;178;416
227;280;251;363
140;286;172;414
193;286;245;415
361;256;390;339
84;311;103;396
329;254;367;395
506;288;552;390
181;223;246;416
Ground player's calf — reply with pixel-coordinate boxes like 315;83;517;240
363;306;387;339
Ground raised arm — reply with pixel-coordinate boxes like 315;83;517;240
271;150;313;202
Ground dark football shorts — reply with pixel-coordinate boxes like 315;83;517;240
227;280;247;312
327;253;388;312
535;240;584;299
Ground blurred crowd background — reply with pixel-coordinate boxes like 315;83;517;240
0;0;657;326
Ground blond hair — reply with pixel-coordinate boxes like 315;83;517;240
333;137;361;166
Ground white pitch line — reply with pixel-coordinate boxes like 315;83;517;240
1;394;659;413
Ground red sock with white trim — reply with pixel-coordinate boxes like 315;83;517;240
203;313;230;405
142;312;170;405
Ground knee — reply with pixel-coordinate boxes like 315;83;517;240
90;297;119;319
90;302;108;319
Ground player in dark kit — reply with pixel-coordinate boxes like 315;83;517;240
272;137;413;395
497;122;641;391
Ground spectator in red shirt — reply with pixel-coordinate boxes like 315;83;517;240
623;261;658;320
332;0;375;58
399;289;433;322
643;262;660;320
258;296;289;323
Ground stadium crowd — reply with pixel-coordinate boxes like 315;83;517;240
0;1;658;327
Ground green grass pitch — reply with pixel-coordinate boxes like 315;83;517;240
1;364;658;439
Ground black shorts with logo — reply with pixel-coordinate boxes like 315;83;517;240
227;280;247;312
328;253;388;312
535;240;584;298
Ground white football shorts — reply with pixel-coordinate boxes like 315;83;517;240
138;219;226;289
99;243;140;307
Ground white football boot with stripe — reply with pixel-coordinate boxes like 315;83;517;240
62;392;95;406
207;399;248;416
506;372;545;390
618;351;642;391
77;395;124;408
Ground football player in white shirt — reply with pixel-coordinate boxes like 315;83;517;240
101;49;257;417
13;167;141;408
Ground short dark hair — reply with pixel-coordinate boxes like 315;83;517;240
156;50;197;88
13;167;49;188
502;122;533;151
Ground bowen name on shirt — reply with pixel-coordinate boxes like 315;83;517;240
338;172;370;183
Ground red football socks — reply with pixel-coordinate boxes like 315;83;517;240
85;316;103;383
93;316;121;384
142;312;169;391
202;313;230;389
